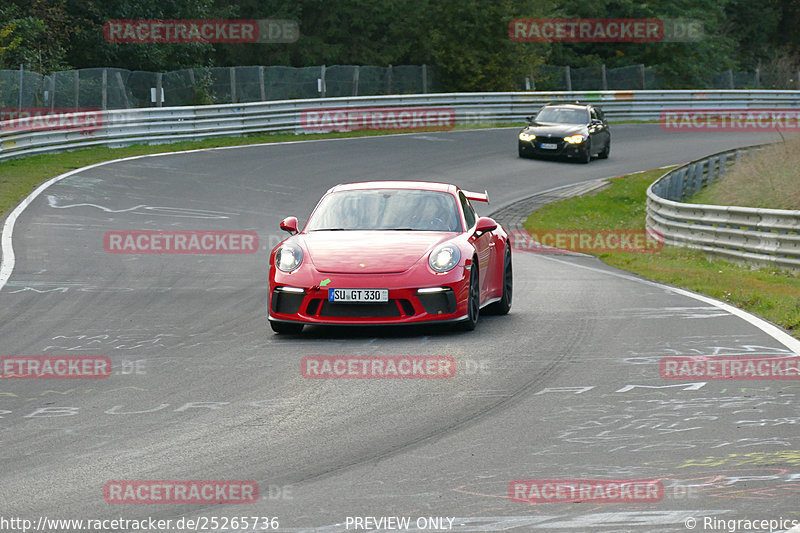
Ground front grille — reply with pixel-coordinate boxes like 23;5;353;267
271;289;304;314
535;136;564;150
417;289;457;315
319;300;402;318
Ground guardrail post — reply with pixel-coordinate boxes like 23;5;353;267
259;66;266;101
640;65;646;89
565;66;572;91
387;64;393;94
422;64;427;94
156;72;163;107
49;74;56;111
601;64;607;90
353;66;359;96
73;70;79;107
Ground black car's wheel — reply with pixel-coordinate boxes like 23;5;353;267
270;320;304;334
580;147;591;164
486;243;512;315
598;140;610;159
460;261;480;331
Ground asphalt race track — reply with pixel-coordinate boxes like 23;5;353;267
1;125;799;532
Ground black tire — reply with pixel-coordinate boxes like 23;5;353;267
486;243;512;315
459;261;480;331
598;140;610;159
270;320;304;334
579;147;591;164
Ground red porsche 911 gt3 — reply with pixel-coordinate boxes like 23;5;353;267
267;181;512;334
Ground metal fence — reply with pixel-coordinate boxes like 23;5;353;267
0;65;435;110
530;64;800;91
2;90;799;161
646;146;800;270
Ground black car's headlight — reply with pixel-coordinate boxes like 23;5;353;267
275;243;303;272
429;244;461;273
519;132;536;142
564;134;585;144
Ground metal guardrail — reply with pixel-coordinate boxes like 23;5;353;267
1;89;799;161
646;145;800;270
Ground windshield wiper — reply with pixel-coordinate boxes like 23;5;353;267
309;228;355;231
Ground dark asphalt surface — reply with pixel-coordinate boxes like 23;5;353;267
1;125;798;532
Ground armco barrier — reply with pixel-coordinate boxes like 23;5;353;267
1;89;799;161
646;145;800;269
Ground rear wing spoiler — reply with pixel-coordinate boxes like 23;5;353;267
463;189;490;203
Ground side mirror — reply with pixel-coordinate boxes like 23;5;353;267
525;116;534;123
474;217;498;236
280;216;299;235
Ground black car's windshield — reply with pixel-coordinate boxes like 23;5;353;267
306;189;462;232
534;107;588;124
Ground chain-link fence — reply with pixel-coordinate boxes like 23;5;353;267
529;64;799;91
0;64;437;111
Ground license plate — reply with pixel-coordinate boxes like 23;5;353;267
540;142;558;149
328;288;389;303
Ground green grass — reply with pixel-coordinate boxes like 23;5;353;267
523;168;800;337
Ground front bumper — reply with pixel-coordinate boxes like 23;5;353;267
519;138;587;159
268;268;471;326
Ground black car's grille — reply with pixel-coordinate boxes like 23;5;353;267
534;136;565;150
318;300;402;318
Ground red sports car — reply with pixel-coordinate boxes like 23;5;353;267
267;181;512;334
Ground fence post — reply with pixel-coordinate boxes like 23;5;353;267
387;64;393;94
18;64;23;112
639;64;646;90
728;69;734;89
259;66;266;101
156;72;163;107
422;64;427;93
50;74;56;111
755;67;760;88
115;71;130;108
320;65;326;97
73;70;79;107
353;66;359;96
102;68;108;110
601;64;607;90
565;66;572;91
230;67;236;103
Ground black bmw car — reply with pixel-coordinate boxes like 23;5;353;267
518;103;611;163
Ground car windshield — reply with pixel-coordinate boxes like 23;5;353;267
534;107;588;124
306;189;462;232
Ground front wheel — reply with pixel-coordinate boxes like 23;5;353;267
579;148;591;164
486;243;512;315
598;140;610;159
459;262;480;331
270;320;304;334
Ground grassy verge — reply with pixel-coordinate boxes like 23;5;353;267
0;123;520;219
523;168;800;337
689;134;800;209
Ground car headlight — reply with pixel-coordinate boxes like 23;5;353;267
275;243;303;272
564;134;585;144
429;244;461;273
519;132;536;142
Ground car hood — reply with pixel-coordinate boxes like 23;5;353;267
523;122;586;136
299;231;456;274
